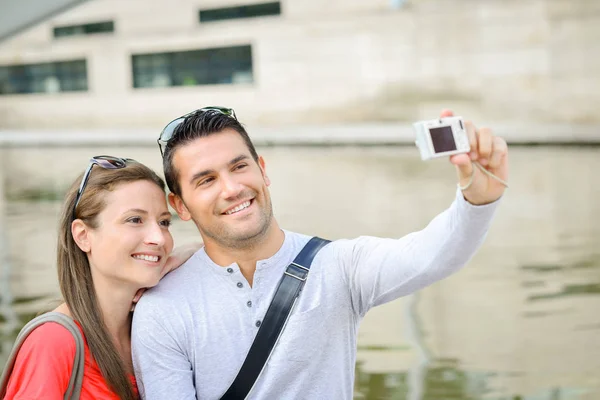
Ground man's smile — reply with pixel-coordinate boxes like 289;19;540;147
222;199;254;216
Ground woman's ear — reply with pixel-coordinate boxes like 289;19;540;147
71;220;91;252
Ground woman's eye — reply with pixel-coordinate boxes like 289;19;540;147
127;217;142;224
160;219;172;228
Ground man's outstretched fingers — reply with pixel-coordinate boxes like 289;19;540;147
440;109;454;118
131;288;146;312
450;154;474;186
465;120;478;160
489;136;508;169
477;127;493;164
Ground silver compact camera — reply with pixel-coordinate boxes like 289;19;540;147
413;116;470;160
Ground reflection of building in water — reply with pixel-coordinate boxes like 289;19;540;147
350;148;600;399
0;0;599;130
354;294;493;399
410;149;600;398
354;358;492;399
1;146;599;397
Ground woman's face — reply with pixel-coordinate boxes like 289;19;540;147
83;180;174;290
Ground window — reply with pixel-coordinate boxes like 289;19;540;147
54;21;114;38
0;60;88;95
132;45;253;88
199;2;280;23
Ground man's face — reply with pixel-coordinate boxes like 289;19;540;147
170;129;273;249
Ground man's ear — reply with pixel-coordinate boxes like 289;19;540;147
169;193;192;221
258;156;271;187
72;220;91;252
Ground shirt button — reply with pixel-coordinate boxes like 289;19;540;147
237;282;243;288
247;301;252;307
227;268;234;273
255;320;261;327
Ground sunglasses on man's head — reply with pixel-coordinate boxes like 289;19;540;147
157;106;237;157
72;156;137;220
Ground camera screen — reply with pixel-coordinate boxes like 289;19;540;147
429;126;457;153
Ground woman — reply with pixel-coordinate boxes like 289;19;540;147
4;156;197;399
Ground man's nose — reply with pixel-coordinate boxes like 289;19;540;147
220;175;244;199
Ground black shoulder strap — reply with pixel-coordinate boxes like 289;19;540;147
220;236;331;400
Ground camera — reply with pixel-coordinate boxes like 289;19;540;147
413;116;470;160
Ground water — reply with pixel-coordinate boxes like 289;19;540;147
1;145;599;400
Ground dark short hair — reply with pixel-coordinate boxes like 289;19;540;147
162;110;259;197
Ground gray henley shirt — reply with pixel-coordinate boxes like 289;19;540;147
132;189;500;399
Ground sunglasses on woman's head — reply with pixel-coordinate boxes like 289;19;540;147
157;106;237;157
72;156;137;220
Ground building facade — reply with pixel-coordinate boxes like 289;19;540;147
0;0;598;131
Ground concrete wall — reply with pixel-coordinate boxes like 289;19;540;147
0;0;598;132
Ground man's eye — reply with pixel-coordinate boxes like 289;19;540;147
234;164;248;171
198;177;214;186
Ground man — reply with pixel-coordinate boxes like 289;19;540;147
131;107;507;399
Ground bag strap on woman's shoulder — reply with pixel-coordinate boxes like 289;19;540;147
0;311;85;400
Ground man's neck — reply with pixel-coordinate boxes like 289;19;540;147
204;221;285;286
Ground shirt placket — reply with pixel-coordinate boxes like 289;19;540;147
226;265;264;329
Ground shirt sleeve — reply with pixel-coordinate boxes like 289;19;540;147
131;299;196;400
4;322;76;399
334;189;502;317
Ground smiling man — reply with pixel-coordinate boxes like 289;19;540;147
131;107;508;399
166;128;280;286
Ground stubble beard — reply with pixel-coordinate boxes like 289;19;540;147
199;197;274;251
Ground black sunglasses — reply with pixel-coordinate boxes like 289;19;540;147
72;156;136;220
157;106;237;157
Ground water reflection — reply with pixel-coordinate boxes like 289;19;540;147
355;358;492;399
1;145;599;399
355;363;588;400
527;283;600;302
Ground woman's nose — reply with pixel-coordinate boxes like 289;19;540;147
144;223;166;246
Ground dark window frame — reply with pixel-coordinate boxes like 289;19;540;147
131;45;254;89
53;21;115;38
0;59;88;95
199;2;281;23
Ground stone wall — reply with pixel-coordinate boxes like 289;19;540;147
0;0;598;135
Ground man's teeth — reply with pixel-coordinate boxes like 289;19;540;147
133;255;159;262
225;200;251;215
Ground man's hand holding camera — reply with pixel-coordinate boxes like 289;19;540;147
438;109;509;206
413;109;508;205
